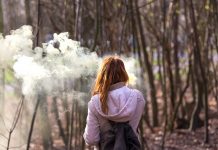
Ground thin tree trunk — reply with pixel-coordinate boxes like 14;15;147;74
91;0;100;51
169;60;191;131
74;0;82;40
62;87;70;146
161;0;176;121
0;68;5;115
129;0;144;69
67;99;74;150
134;0;158;127
73;100;77;148
75;101;79;148
36;0;40;47
81;106;87;149
118;1;128;53
78;103;82;147
1;0;12;33
157;46;167;125
26;96;41;150
64;0;75;37
25;0;32;25
0;0;3;32
188;2;208;143
39;93;53;150
172;0;181;114
52;96;67;146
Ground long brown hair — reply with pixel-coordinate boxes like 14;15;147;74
92;56;129;114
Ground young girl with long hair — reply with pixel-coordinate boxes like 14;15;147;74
83;56;145;149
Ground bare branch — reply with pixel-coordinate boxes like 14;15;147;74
0;114;9;132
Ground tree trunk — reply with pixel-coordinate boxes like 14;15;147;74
134;0;158;127
52;96;67;146
36;0;40;47
26;95;41;150
62;83;70;146
91;0;100;51
0;68;5;115
0;0;3;32
64;0;75;37
38;92;53;150
188;2;208;143
25;0;32;25
1;0;11;33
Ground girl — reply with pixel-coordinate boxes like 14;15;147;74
83;56;145;149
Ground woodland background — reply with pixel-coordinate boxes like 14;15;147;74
0;0;218;149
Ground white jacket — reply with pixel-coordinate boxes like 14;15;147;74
83;82;146;146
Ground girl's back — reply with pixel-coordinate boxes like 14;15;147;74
83;56;145;149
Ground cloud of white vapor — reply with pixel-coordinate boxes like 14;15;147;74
0;25;139;96
13;29;100;96
0;25;33;68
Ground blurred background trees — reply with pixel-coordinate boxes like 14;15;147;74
0;0;218;149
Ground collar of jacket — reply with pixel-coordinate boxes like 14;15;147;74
109;82;126;91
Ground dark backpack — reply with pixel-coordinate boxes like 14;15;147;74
99;121;141;150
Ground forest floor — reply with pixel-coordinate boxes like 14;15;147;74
5;91;217;150
143;110;218;150
144;120;218;150
50;116;218;150
29;98;218;150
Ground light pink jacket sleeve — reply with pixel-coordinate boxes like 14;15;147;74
83;100;100;145
129;90;146;134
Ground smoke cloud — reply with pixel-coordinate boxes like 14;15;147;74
0;25;33;68
0;25;139;96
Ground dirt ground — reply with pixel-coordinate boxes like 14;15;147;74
29;100;218;150
144;115;218;150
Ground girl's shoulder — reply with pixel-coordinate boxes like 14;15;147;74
90;94;100;102
131;88;146;102
88;94;99;109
